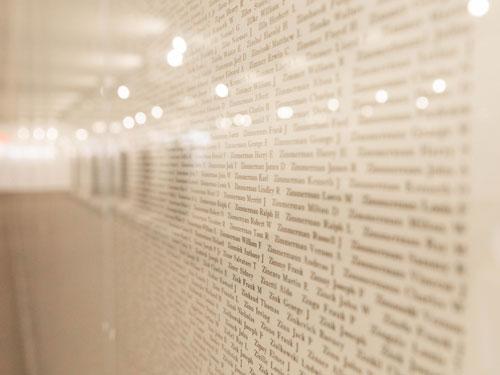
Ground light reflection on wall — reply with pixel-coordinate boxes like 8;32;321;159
0;142;70;191
0;144;56;160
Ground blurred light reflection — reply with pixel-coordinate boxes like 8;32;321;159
166;49;183;67
151;106;164;119
135;112;147;125
117;85;130;99
432;79;447;94
327;98;340;112
172;36;187;53
17;127;30;140
416;96;429;110
233;114;244;126
123;116;135;129
215;83;229;98
0;144;56;160
468;0;490;17
375;89;388;104
33;128;45;141
216;117;232;129
277;106;294;119
181;130;211;146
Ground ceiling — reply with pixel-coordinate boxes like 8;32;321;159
0;0;168;132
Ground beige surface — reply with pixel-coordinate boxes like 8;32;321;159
1;0;500;374
0;197;25;375
0;194;111;375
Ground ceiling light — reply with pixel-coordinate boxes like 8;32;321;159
17;127;30;140
468;0;490;17
415;96;429;110
166;50;183;67
432;79;447;94
277;106;294;119
33;128;45;141
123;116;135;129
135;112;147;125
375;89;388;104
327;98;340;112
172;36;187;53
215;83;229;98
151;106;163;119
117;85;130;99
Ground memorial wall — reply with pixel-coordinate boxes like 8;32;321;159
2;0;500;374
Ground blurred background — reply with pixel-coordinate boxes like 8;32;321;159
1;0;500;374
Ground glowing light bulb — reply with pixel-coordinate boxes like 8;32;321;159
17;127;30;140
327;98;340;112
172;36;187;53
151;106;163;119
33;127;45;141
415;96;429;110
46;127;59;141
215;83;229;98
92;121;107;134
468;0;490;17
375;89;388;104
75;128;88;141
233;114;245;126
432;79;447;94
277;106;294;119
166;49;183;67
135;112;147;125
123;116;135;129
117;85;130;99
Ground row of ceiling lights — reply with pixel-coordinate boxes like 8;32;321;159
17;127;59;141
72;0;488;142
17;75;447;143
4;0;489;151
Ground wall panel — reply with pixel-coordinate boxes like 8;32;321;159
2;0;500;374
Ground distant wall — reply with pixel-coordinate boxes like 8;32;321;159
0;144;71;192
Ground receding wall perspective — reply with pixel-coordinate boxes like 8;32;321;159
1;0;500;375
